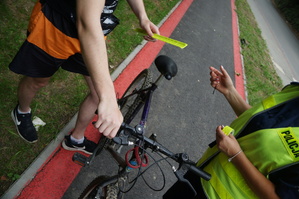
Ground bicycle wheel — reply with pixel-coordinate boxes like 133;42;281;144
119;69;152;123
79;176;126;199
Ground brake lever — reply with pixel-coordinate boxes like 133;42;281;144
173;166;197;197
112;123;136;145
113;136;128;145
177;153;211;181
113;129;130;145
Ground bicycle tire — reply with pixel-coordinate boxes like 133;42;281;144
119;69;152;123
79;176;126;199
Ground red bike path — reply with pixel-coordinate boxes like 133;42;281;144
5;0;244;198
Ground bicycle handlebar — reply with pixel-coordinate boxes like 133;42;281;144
113;123;211;181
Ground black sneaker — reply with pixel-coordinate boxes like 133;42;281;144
11;105;38;143
62;135;97;155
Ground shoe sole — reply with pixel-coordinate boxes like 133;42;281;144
62;141;93;155
11;110;38;144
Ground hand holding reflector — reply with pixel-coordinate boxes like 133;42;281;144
135;28;188;49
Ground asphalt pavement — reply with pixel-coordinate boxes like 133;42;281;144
247;0;299;85
63;0;238;198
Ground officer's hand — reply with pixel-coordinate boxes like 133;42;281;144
215;125;241;157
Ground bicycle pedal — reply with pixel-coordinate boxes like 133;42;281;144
72;152;89;166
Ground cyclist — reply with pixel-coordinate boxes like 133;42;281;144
163;66;299;198
9;0;159;155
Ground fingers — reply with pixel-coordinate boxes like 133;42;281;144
228;133;237;141
142;23;153;36
209;66;223;77
219;65;229;78
97;121;112;137
140;21;159;42
94;109;123;139
94;120;121;139
216;126;229;154
210;67;221;88
143;26;159;42
215;125;241;156
210;71;220;88
216;126;226;146
216;125;225;139
209;65;233;94
150;23;160;35
143;35;156;42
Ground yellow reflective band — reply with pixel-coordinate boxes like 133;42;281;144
223;126;234;135
151;34;188;49
134;28;188;49
202;164;224;199
262;95;276;109
278;128;299;160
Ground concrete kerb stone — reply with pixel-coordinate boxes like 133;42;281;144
1;114;76;199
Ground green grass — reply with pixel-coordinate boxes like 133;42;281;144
236;0;283;105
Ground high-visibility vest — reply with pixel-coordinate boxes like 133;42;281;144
197;83;299;199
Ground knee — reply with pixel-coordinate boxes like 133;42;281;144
24;77;50;90
87;91;100;105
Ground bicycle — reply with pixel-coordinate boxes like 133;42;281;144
72;55;211;199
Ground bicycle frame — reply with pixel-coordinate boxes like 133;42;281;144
120;74;164;131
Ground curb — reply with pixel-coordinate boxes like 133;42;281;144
231;0;247;100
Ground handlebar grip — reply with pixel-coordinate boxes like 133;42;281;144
189;165;211;181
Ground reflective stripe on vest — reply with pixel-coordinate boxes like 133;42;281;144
197;84;299;199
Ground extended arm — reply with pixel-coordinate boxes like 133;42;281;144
76;0;123;138
210;66;251;116
126;0;160;39
216;126;280;199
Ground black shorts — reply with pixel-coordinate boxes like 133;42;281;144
9;1;90;77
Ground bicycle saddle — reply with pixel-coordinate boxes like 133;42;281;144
155;55;178;80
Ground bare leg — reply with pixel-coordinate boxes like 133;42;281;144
71;75;99;139
17;76;50;112
12;76;50;143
